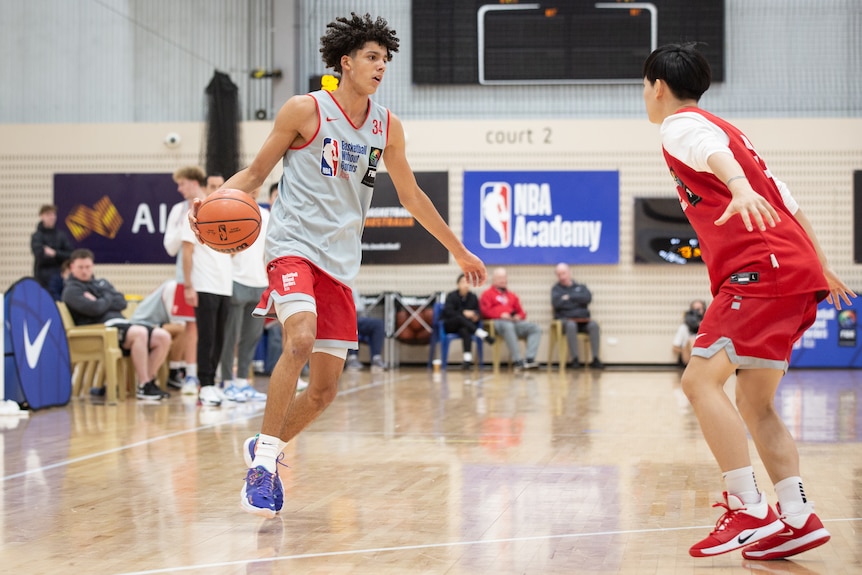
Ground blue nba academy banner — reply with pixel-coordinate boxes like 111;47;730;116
463;171;619;265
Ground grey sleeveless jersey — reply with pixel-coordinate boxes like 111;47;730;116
266;90;388;285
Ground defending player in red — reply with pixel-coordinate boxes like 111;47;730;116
642;43;856;560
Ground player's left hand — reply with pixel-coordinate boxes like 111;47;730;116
714;187;781;232
455;251;487;287
823;265;857;310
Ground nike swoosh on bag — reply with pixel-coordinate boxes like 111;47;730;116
24;319;52;369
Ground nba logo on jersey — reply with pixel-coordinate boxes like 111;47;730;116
320;138;339;177
480;182;512;248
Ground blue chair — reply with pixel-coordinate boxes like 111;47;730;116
427;302;484;370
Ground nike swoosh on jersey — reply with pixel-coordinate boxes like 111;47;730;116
24;319;52;369
694;333;708;340
325;117;338;122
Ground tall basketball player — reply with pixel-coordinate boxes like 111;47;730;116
189;13;486;518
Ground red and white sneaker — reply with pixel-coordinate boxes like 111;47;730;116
689;492;784;557
741;504;831;561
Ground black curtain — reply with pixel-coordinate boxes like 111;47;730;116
204;70;240;179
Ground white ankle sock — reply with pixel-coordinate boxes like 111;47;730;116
463;352;473;362
253;434;286;473
723;466;760;505
775;476;808;517
186;363;198;378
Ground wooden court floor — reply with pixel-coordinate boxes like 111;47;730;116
1;365;860;574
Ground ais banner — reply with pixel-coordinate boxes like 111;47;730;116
463;171;619;265
361;171;449;265
54;173;178;264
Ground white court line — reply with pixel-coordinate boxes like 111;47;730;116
111;518;862;575
1;376;395;482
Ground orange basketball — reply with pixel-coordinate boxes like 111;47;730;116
196;189;261;254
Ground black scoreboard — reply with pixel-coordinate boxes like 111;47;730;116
412;0;724;85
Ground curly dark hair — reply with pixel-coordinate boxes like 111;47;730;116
319;13;400;74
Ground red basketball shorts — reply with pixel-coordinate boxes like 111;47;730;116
168;282;196;322
254;256;357;346
692;291;820;369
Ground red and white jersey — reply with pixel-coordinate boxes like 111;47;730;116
267;90;389;285
661;107;828;299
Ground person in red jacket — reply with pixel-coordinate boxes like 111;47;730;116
643;43;855;561
479;267;542;370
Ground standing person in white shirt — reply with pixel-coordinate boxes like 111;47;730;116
165;167;209;391
181;177;233;406
220;187;271;402
206;173;225;194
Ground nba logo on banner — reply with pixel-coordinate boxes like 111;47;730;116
320;138;339;177
480;182;512;248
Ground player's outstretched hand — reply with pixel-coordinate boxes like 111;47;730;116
455;251;487;287
714;187;780;232
823;265;857;310
188;198;204;244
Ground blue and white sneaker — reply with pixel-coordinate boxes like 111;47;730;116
240;385;267;401
240;466;280;518
243;435;284;512
223;383;248;403
181;375;199;396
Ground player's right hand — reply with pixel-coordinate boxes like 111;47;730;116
823;265;857;310
188;198;204;244
455;250;487;287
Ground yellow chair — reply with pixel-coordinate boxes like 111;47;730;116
56;302;128;404
486;321;507;373
548;319;591;373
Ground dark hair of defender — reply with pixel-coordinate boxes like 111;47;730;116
642;42;712;102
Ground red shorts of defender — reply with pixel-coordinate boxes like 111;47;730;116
255;256;357;345
692;291;820;369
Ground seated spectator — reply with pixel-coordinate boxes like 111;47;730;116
551;262;603;369
62;249;172;401
129;279;195;393
479;267;542;370
346;290;386;372
48;259;71;302
442;273;495;370
673;299;707;366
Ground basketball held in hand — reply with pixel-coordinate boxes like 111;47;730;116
196;189;261;253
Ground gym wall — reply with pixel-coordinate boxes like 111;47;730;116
2;118;858;365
